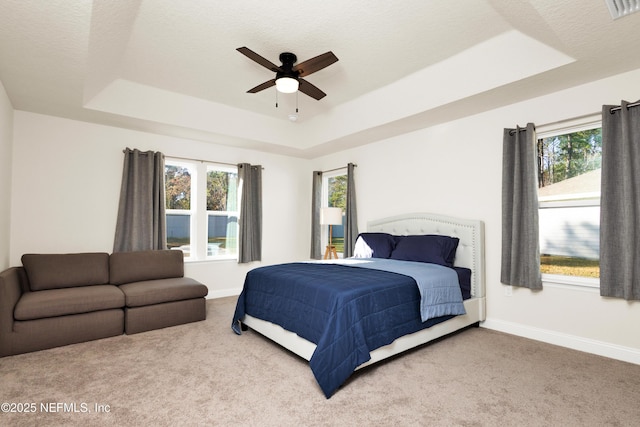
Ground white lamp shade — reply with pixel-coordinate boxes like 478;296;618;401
275;76;299;93
321;207;342;225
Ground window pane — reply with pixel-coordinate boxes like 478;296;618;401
206;167;238;258
207;170;237;211
165;165;191;209
165;162;192;257
166;213;191;257
539;206;599;278
537;128;601;192
537;127;601;278
207;213;237;256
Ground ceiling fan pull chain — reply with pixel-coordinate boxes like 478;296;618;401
275;88;279;108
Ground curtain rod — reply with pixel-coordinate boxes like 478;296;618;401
509;101;639;135
322;164;357;174
508;126;535;136
122;150;263;169
610;100;640;113
167;154;240;168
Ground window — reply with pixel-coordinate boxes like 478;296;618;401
537;123;601;281
206;166;238;258
323;170;346;254
165;159;238;261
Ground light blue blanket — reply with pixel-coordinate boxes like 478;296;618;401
325;258;466;321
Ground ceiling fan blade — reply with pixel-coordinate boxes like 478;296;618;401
293;51;338;77
237;47;282;72
298;78;326;100
247;79;276;93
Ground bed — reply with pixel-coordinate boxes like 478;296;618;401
231;213;485;398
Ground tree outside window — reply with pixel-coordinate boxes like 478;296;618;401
537;129;602;187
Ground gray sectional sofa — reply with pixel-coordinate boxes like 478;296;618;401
0;250;208;357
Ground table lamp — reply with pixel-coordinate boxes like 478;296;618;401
321;207;343;259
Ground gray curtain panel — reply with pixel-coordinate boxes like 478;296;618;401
501;123;542;289
344;163;359;258
113;148;167;252
238;163;262;263
310;171;323;259
600;100;640;300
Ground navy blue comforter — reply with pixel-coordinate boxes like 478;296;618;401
232;261;465;398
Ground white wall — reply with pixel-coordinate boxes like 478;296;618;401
311;68;640;364
0;80;13;270
10;112;311;297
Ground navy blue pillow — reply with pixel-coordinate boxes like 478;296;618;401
352;233;396;258
390;235;460;267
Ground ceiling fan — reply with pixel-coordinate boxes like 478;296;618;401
237;47;338;100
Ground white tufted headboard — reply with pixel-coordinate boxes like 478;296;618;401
367;213;485;298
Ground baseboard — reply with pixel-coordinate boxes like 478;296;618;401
482;318;640;365
206;288;241;299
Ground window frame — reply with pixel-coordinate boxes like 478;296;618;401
536;115;602;289
165;158;238;262
322;168;346;256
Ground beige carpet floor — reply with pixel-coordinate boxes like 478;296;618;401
1;297;639;426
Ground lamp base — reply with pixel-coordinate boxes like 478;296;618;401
323;245;338;260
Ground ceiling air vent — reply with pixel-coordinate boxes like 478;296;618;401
605;0;640;19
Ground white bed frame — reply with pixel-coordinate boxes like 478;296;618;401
242;212;486;369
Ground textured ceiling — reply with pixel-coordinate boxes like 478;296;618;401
1;0;639;157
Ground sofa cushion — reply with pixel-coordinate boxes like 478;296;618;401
22;253;110;291
110;250;184;285
119;277;208;308
14;285;125;321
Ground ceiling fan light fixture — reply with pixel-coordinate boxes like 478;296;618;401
275;76;299;93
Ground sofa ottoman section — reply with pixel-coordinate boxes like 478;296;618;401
110;250;208;334
120;277;208;334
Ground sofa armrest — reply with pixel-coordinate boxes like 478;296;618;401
0;267;25;335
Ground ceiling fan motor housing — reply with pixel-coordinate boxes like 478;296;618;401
279;52;297;66
278;52;299;80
